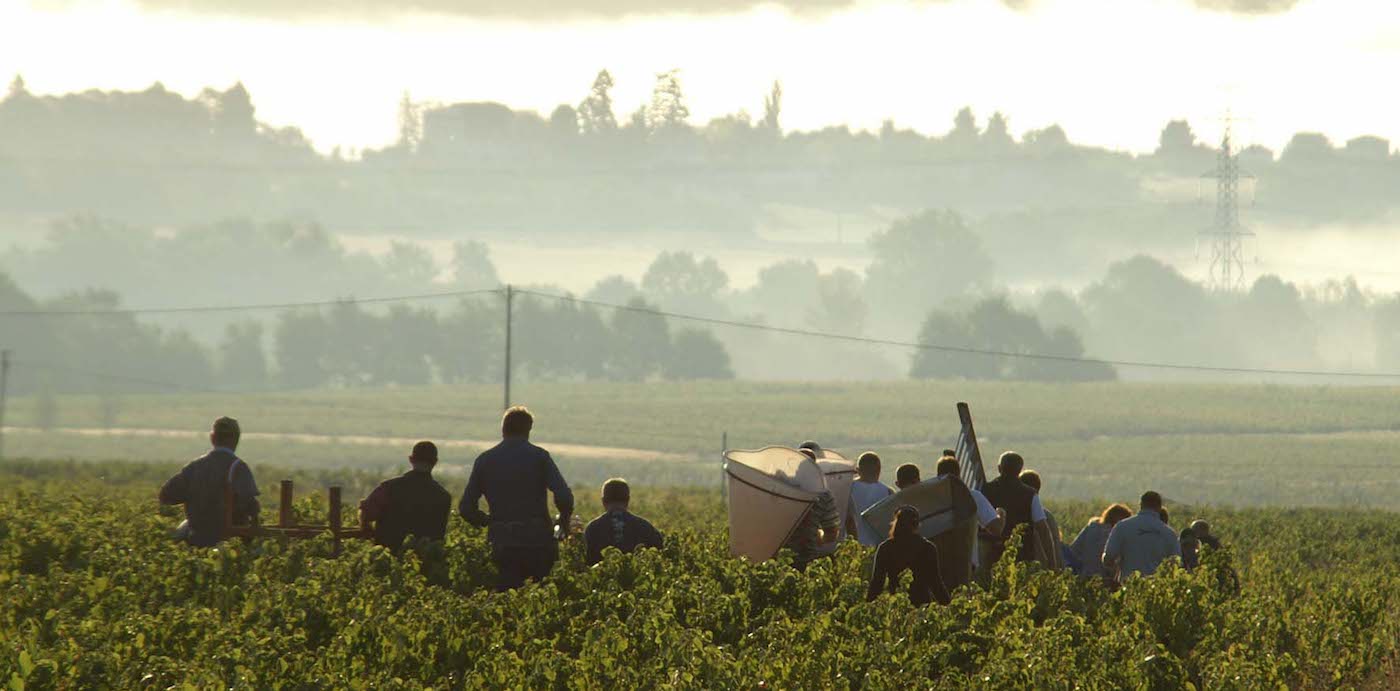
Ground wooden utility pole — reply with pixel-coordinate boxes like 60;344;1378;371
503;285;514;411
0;350;9;461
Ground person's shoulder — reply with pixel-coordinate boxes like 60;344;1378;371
583;514;608;534
630;512;660;531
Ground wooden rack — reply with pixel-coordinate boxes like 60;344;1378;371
224;479;371;554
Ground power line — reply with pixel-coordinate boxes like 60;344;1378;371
0;288;501;317
5;282;1399;380
516;288;1400;380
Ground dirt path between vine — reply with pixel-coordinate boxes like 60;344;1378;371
2;425;697;463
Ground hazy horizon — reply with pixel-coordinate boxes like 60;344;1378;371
6;0;1399;155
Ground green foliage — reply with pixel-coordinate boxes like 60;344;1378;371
1;462;1396;688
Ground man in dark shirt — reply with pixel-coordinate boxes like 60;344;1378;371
459;406;575;591
158;416;260;547
980;451;1054;568
584;478;663;566
360;441;452;551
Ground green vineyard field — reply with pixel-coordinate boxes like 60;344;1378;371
1;460;1397;689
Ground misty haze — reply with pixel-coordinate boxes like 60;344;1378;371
1;0;1399;688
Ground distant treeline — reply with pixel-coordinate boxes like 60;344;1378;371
5;210;1400;394
1;73;1398;239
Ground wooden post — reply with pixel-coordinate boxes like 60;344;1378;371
328;485;342;556
278;480;294;528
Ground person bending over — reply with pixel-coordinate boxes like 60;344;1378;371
360;441;451;551
159;416;260;547
584;478;663;566
1070;503;1132;578
459;406;574;591
866;505;952;606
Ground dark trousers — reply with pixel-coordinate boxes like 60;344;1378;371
492;542;558;591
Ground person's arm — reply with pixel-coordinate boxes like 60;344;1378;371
543;454;574;535
158;465;191;505
1069;523;1094;563
359;482;391;532
973;491;1005;536
458;459;490;527
815;493;840;544
642;520;664;550
1029;495;1053;568
844;494;859;540
1102;523;1124;584
583;521;604;566
925;542;952;605
230;462;261;526
865;543;889;601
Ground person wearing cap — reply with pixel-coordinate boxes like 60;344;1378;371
360;441;452;551
1190;519;1221;551
1102;491;1182;583
460;406;575;591
158;416;260;547
583;478;663;566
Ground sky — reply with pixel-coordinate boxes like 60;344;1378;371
2;0;1398;155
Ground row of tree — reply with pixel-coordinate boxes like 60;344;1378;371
2;74;1398;233
0;276;735;397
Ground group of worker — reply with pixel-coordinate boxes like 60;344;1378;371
838;448;1223;603
158;408;657;591
158;411;1220;599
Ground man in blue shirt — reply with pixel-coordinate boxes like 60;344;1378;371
1103;491;1182;583
460;406;575;591
158;416;260;547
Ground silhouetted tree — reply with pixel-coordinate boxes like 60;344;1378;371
640;251;728;317
218;321;268;390
396;90;422;150
449;241;500;289
608;298;671;381
864;210;994;328
577;69;618;135
646;70;690;132
665;328;734;380
761;80;782;131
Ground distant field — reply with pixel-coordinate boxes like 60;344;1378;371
3;380;1398;507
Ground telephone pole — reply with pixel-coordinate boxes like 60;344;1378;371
503;285;513;411
1200;121;1254;292
0;350;10;461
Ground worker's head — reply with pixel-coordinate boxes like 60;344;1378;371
856;452;881;481
997;451;1025;478
890;505;919;540
1159;508;1170;525
1019;469;1042;493
1100;503;1132;526
797;440;822;456
1189;519;1211;538
895;463;921;489
409;441;438;471
1140;490;1164;512
601;478;630;511
210;416;241;451
501;405;534;439
941;449;956;458
935;455;959;479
